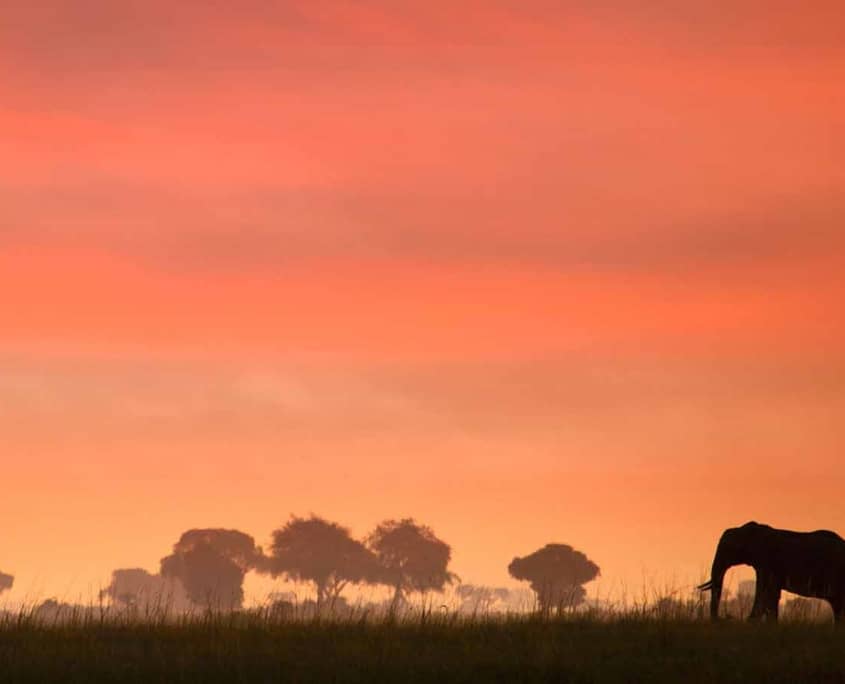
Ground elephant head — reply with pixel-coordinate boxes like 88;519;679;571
698;522;768;619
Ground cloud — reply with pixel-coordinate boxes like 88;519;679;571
2;1;842;284
3;1;844;73
1;356;843;456
3;176;844;275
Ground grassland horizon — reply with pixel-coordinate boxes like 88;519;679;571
2;598;844;683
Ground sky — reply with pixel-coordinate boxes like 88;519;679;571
1;1;844;604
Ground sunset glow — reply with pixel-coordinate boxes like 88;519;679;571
2;1;844;605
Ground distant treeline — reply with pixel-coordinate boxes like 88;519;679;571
1;515;601;615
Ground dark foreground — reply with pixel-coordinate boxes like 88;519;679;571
1;617;844;683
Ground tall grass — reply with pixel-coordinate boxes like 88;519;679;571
1;594;844;683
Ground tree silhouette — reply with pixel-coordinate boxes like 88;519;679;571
262;515;380;609
0;571;13;596
160;528;261;610
99;568;189;612
367;518;457;609
171;529;263;569
456;584;511;614
508;543;599;614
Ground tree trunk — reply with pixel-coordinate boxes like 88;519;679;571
316;582;326;610
390;582;403;612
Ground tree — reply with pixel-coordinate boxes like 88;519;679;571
99;568;189;612
508;543;600;614
0;571;13;596
170;529;263;569
367;518;457;609
160;528;261;610
455;584;511;614
262;515;380;609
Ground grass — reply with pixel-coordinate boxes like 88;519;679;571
1;607;845;683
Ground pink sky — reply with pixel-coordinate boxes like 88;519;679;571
1;1;844;603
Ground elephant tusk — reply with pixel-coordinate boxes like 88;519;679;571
698;581;713;591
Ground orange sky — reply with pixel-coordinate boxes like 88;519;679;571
2;1;844;604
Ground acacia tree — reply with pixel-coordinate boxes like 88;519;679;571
160;528;262;610
262;515;381;609
99;568;190;612
455;584;511;614
367;518;457;609
508;543;599;615
171;529;263;569
0;571;13;596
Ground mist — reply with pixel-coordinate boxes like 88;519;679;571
0;517;607;617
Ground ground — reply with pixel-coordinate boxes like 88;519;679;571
2;614;845;683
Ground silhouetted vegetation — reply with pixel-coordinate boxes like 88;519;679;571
160;529;262;610
367;518;458;610
261;515;381;609
2;608;845;683
99;568;190;613
508;543;600;614
74;516;462;616
782;596;834;623
5;519;845;681
7;516;845;684
455;584;512;614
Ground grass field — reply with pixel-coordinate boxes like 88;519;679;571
1;610;844;683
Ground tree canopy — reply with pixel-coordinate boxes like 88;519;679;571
160;528;261;609
262;515;380;607
367;518;457;607
171;528;263;569
508;543;599;614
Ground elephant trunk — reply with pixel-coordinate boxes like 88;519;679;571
708;569;725;620
699;543;731;620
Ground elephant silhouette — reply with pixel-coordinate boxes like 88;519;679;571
699;521;845;623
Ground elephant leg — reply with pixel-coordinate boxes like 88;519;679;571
829;596;845;625
749;576;780;623
749;589;767;621
748;574;772;621
765;588;781;622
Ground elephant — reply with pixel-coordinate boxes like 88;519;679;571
698;521;845;623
